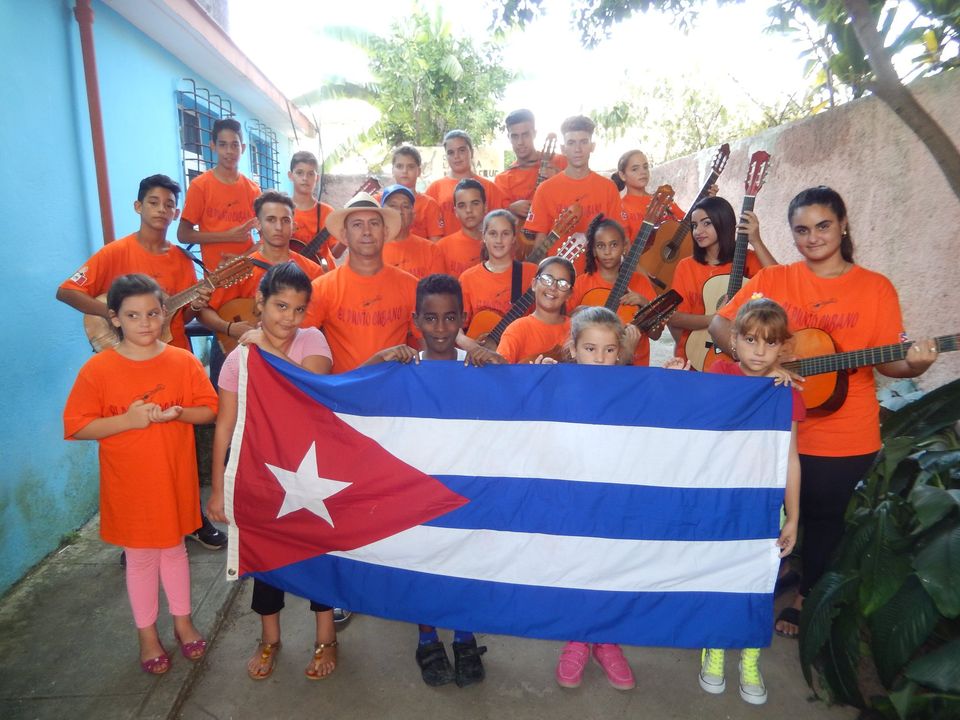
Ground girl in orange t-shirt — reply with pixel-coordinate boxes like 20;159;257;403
710;186;939;637
497;257;575;363
615;150;686;242
668;196;777;366
569;214;657;365
63;274;218;675
460;210;537;336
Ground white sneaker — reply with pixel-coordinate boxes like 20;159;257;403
739;648;767;705
698;648;725;694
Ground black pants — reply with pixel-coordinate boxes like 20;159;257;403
251;578;332;615
797;452;876;596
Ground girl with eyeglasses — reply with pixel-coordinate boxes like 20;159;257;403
496;256;576;363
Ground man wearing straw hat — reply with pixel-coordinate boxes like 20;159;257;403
303;192;420;374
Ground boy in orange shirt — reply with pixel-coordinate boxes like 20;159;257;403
288;150;337;269
391;145;444;241
177;118;261;270
380;185;446;279
199;191;322;345
57;174;207;352
425;130;505;236
436;179;486;278
303;193;420;374
494;109;566;221
526;116;624;274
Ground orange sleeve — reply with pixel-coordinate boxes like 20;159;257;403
180;175;206;227
60;244;115;297
63;361;103;439
744;250;763;278
671;258;700;313
496;320;526;363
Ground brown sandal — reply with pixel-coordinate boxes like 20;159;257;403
305;639;338;680
247;640;281;680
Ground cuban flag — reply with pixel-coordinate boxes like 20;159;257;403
224;347;793;649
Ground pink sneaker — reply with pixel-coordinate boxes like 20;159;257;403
592;643;636;690
555;641;591;688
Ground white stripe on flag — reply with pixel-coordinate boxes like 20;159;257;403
335;414;789;490
331;526;780;594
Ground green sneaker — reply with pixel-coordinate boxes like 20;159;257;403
698;648;725;694
739;648;767;705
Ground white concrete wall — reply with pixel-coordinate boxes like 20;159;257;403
647;70;960;390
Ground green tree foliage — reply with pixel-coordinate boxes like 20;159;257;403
296;7;512;163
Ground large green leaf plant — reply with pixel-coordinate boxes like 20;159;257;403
800;378;960;719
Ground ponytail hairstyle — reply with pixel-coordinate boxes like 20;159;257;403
570;305;625;348
258;261;312;302
732;297;791;345
584;213;627;275
690;196;738;265
480;209;517;262
106;273;165;339
787;186;854;263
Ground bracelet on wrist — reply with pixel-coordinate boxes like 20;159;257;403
226;322;233;338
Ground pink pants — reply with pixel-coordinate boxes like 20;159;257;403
124;543;192;628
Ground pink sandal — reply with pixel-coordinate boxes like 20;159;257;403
140;651;171;675
592;643;635;690
556;641;591;688
174;632;208;661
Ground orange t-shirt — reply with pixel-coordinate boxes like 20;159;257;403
568;270;658;366
494;154;568;205
59;234;198;350
620;193;685;245
180;170;261;269
382;233;446;279
526;172;625;273
413;193;444;239
497;315;571;364
304;263;419;373
436;230;483;278
207;250;322;311
717;262;905;457
671;252;764;362
292;202;337;269
460;261;538;328
63;345;218;547
424;175;506;236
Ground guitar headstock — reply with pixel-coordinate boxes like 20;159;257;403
643;185;676;226
712;143;731;176
556;233;587;263
744;150;771;196
357;177;382;196
552;201;582;238
542;133;557;161
210;255;255;287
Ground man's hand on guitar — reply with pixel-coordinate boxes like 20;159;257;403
619;291;650;307
906;338;939;372
738;211;763;247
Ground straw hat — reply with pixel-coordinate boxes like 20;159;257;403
326;192;401;242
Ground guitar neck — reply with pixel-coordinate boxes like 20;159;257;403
487;288;536;345
303;228;330;257
607;220;656;310
165;278;212;314
782;334;959;377
726;194;755;297
527;230;559;266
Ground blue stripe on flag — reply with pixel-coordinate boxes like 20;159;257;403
427;476;783;541
260;352;792;432
255;555;775;649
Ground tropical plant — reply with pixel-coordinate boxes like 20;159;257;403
296;7;513;169
799;378;960;719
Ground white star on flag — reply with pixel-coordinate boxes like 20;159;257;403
266;442;352;526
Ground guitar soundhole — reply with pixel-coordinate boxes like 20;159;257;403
662;246;678;261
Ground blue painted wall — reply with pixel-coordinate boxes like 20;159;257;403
0;0;293;595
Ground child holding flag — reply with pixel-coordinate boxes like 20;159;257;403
207;262;339;681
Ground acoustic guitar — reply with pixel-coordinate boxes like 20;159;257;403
631;290;682;334
638;144;730;291
290;177;382;265
687;150;771;371
468;233;587;348
83;253;255;352
780;329;958;414
517;133;558;253
579;185;675;323
215;297;258;354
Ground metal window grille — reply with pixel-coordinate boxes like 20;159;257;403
176;78;234;186
246;119;280;191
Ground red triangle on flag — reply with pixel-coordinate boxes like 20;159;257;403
233;349;468;575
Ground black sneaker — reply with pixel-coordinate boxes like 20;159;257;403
188;515;227;550
333;608;352;624
452;637;487;688
415;641;455;686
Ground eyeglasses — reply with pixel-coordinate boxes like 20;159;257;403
537;273;573;291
